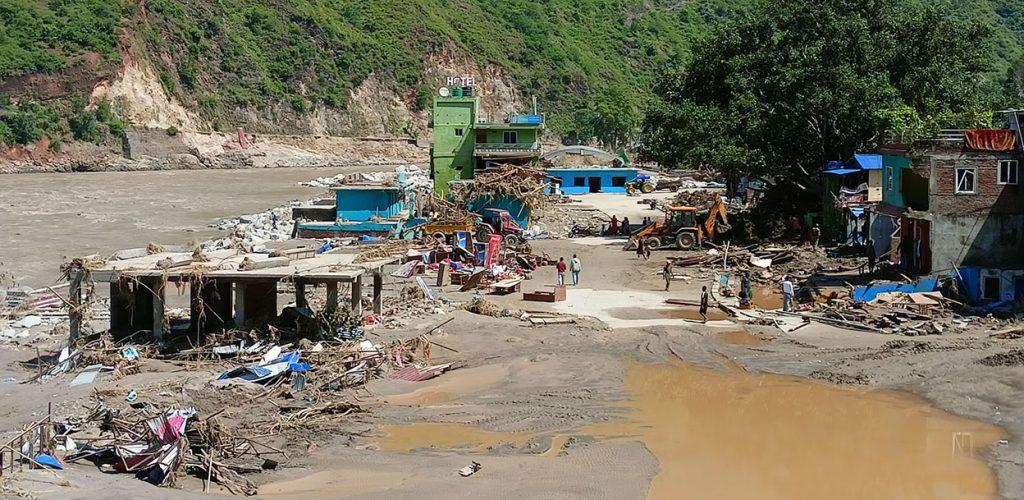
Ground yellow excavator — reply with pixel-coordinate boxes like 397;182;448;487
626;193;730;250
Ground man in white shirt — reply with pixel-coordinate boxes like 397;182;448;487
781;275;794;312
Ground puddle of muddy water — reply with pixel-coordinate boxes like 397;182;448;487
607;307;729;322
587;360;1006;500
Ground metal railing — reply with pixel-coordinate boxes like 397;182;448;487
474;142;540;151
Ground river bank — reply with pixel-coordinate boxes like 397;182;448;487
0;165;388;286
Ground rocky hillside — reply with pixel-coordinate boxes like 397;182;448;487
2;0;1024;149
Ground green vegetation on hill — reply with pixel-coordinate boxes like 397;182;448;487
2;0;1024;149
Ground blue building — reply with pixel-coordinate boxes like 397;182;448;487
546;168;639;195
296;186;412;238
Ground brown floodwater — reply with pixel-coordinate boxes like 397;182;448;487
371;358;1005;499
586;360;1006;500
0;166;376;286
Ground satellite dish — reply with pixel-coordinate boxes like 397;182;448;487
438;87;450;97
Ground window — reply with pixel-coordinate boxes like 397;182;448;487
998;160;1018;185
982;275;1000;300
955;168;976;194
611;176;627;187
886;166;894;191
573;177;586;187
503;131;517;144
454;128;464;137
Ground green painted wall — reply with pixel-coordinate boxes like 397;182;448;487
431;96;477;195
482;128;537;145
882;153;910;208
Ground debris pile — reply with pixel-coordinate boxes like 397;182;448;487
450;164;552;210
301;164;429;190
209;205;296;249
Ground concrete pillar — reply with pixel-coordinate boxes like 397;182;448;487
325;282;339;313
294;280;307;309
205;280;232;332
373;271;383;315
233;282;247;328
68;270;83;343
190;280;203;335
351;275;362;316
152;278;166;342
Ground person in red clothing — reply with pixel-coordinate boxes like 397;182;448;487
556;257;568;285
607;215;619;236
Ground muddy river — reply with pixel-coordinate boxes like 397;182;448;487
0;167;374;287
373;360;1005;500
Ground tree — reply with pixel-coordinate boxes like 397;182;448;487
641;0;994;181
577;84;642;150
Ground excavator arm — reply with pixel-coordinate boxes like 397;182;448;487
700;194;730;241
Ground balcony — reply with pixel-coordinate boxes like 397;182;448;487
474;141;541;159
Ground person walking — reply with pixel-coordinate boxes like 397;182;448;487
663;260;673;291
643;239;652;261
781;275;794;312
556;257;567;285
866;239;876;274
699;285;710;323
635;237;647;260
570;254;582;286
811;224;821;248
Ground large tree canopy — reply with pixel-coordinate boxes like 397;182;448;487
642;0;995;180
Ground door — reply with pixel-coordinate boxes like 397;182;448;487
588;177;601;193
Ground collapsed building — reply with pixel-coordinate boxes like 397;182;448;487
826;116;1024;305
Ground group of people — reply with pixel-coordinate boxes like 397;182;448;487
606;215;655;237
606;215;630;236
555;254;583;286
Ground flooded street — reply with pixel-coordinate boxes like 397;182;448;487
0;167;376;287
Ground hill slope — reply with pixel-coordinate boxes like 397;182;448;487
1;0;1023;146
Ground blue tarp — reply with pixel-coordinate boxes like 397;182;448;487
849;208;865;218
852;278;938;303
852;154;883;170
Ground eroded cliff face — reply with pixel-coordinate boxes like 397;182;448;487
87;41;522;141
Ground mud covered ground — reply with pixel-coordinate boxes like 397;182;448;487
0;200;1022;499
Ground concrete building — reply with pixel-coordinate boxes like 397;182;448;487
296;185;413;238
75;247;394;341
429;88;544;196
870;127;1024;303
546;167;639;195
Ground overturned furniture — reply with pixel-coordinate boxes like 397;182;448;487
72;247;394;340
523;285;567;302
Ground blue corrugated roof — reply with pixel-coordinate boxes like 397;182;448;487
852;154;883;170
